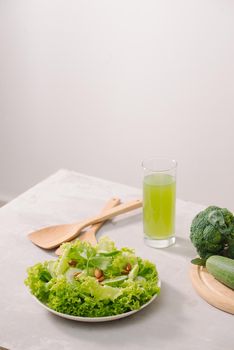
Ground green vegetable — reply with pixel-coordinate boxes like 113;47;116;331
39;270;52;282
206;255;234;290
102;276;128;286
226;240;234;259
191;257;206;266
25;236;160;317
190;206;234;262
128;264;139;280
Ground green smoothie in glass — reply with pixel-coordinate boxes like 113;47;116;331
142;159;177;248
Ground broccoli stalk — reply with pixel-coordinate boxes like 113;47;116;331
190;206;234;265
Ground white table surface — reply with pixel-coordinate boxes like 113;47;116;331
0;169;232;350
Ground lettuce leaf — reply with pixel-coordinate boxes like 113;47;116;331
25;263;52;302
96;236;117;253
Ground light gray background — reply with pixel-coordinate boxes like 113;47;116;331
0;0;234;209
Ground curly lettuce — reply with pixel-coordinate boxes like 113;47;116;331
25;237;160;317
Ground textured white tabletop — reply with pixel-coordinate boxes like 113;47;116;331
0;169;232;350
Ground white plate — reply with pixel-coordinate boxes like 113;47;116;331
34;280;161;322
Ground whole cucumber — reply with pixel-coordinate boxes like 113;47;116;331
206;255;234;290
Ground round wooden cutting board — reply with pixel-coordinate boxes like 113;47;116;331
190;264;234;314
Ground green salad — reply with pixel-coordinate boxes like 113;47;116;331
25;237;160;317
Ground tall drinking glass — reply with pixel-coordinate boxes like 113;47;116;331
142;158;177;248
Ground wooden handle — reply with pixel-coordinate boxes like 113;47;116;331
86;197;121;232
79;199;142;230
55;197;121;254
74;197;121;243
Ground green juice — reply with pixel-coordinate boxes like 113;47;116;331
143;174;176;239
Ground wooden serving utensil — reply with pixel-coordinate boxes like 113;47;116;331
55;197;121;255
28;199;142;249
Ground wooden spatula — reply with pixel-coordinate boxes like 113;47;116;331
28;199;142;249
55;197;120;255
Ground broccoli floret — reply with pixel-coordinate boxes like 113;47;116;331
226;240;234;259
190;206;234;260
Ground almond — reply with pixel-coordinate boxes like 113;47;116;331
94;268;103;279
98;275;105;282
125;263;132;272
73;272;81;279
68;259;77;267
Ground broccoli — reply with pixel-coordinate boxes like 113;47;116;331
190;206;234;261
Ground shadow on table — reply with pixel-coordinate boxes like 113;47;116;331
103;213;196;260
106;212;142;228
165;236;196;259
47;281;188;347
95;212;142;240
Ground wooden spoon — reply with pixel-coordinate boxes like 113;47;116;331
28;199;142;249
55;197;120;255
